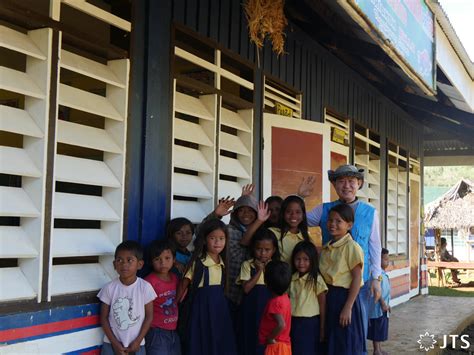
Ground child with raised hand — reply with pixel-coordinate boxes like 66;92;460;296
167;217;194;277
144;240;180;355
98;241;157;355
259;260;293;355
201;192;259;316
237;229;281;355
270;195;311;264
176;219;237;355
319;204;366;355
368;248;391;355
289;241;327;355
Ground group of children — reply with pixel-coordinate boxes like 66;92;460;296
99;192;391;355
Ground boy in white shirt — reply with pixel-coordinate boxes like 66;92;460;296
98;241;157;355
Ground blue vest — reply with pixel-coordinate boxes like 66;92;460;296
320;200;375;282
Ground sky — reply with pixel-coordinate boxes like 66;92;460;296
438;0;474;62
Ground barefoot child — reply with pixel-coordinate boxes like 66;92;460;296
237;229;280;355
368;248;391;355
98;241;157;355
289;241;327;355
145;240;181;355
259;260;293;355
319;204;366;355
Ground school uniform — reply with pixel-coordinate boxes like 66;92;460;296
184;254;237;355
269;227;305;264
236;259;271;355
319;233;366;355
367;271;390;342
289;272;328;355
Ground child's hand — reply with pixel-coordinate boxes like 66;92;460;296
297;176;316;198
214;197;235;217
174;261;185;274
319;328;326;342
257;201;271;222
111;340;127;355
254;260;265;272
266;337;277;345
388;306;392;313
241;184;255;196
339;305;352;327
126;339;141;353
382;303;389;312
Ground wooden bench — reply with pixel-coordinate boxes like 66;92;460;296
427;261;474;286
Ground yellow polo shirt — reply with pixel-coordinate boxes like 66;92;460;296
184;254;225;287
319;233;364;289
269;227;306;264
236;259;265;285
289;272;328;317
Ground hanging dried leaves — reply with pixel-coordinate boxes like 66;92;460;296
244;0;288;57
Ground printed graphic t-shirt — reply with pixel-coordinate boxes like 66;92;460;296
144;272;179;330
97;277;156;347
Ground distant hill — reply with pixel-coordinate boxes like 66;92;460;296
424;166;474;187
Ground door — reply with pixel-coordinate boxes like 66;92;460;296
262;113;331;246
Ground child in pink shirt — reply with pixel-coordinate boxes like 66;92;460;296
145;240;181;355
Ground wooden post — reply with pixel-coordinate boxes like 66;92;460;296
434;229;444;286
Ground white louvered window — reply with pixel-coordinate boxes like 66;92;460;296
48;11;130;297
0;26;52;302
325;112;350;147
354;124;381;217
0;1;130;303
171;30;254;223
264;78;302;119
387;143;408;256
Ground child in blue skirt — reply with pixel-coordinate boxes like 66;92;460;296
368;248;391;355
176;219;237;355
289;241;327;355
237;228;280;355
319;204;366;355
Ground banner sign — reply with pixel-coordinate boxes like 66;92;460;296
350;0;435;92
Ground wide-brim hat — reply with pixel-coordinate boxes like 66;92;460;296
328;164;364;188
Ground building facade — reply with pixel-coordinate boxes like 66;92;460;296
3;0;473;351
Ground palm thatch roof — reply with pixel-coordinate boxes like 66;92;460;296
425;179;474;230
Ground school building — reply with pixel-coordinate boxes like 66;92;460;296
1;0;473;352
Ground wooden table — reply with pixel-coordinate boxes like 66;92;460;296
427;261;474;286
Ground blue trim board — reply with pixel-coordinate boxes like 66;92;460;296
0;304;99;331
2;325;100;346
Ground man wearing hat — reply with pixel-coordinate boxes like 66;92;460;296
299;164;382;350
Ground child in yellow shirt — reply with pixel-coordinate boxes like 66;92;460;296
289;241;327;355
319;204;365;355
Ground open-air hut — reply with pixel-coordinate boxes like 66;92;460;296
425;179;474;262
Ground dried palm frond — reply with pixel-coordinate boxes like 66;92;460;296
244;0;288;57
